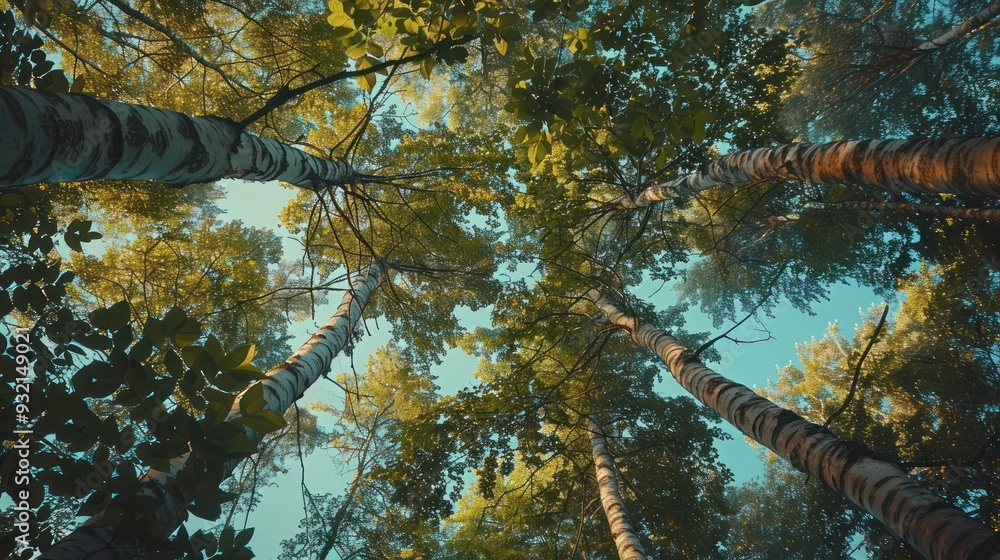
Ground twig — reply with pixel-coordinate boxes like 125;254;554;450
237;34;478;129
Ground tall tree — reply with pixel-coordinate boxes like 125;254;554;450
611;137;1000;208
586;416;648;560
587;289;1000;560
36;263;384;559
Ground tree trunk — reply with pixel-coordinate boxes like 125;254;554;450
39;264;385;560
612;137;1000;208
899;3;1000;57
804;200;1000;221
586;416;649;560
0;86;356;189
587;290;1000;560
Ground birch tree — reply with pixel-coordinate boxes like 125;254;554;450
587;289;1000;560
35;263;384;560
585;416;648;560
610;137;1000;209
871;3;1000;64
0;86;357;190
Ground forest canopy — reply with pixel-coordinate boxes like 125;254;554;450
0;0;998;559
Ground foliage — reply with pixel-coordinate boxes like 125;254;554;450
745;267;1000;557
754;0;1000;139
4;0;1000;558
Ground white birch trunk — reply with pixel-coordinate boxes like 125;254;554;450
587;290;1000;560
38;264;385;560
0;86;355;189
909;3;1000;54
586;416;649;560
613;137;1000;208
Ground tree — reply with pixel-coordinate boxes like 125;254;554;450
611;137;1000;208
743;267;1000;558
585;416;648;560
34;263;383;559
587;288;1000;560
6;0;1000;558
753;0;1000;139
0;85;356;189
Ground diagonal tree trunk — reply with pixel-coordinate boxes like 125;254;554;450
585;416;649;560
587;290;1000;560
0;86;356;189
804;200;1000;221
39;264;385;560
881;3;1000;63
612;137;1000;208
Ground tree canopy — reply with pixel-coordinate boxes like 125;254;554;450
1;0;999;559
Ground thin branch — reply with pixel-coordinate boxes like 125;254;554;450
823;304;890;429
237;34;478;129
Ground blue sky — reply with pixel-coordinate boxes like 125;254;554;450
210;179;890;558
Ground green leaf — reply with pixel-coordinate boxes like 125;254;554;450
239;383;265;416
143;317;167;347
173;318;201;348
232;409;287;434
493;35;509;56
366;42;384;58
345;41;368;59
419;57;435;79
182;345;204;368
213;371;250;392
327;11;355;29
402;17;420;35
205;388;237;425
204;335;226;368
234;528;254;549
224;343;256;371
163;306;186;334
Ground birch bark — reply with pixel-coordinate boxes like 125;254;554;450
586;416;649;560
904;3;1000;55
0;86;356;189
38;264;384;560
612;137;1000;208
804;200;1000;221
587;290;1000;560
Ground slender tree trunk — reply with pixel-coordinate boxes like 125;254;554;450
896;3;1000;58
0;86;356;189
39;264;385;560
586;416;648;560
587;290;1000;560
804;200;1000;221
612;137;1000;208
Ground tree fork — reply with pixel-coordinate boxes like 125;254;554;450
39;264;385;560
0;86;356;190
587;290;1000;560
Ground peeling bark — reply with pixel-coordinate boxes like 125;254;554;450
588;290;1000;560
0;86;356;189
612;137;1000;208
804;200;1000;221
38;265;385;560
586;416;649;560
